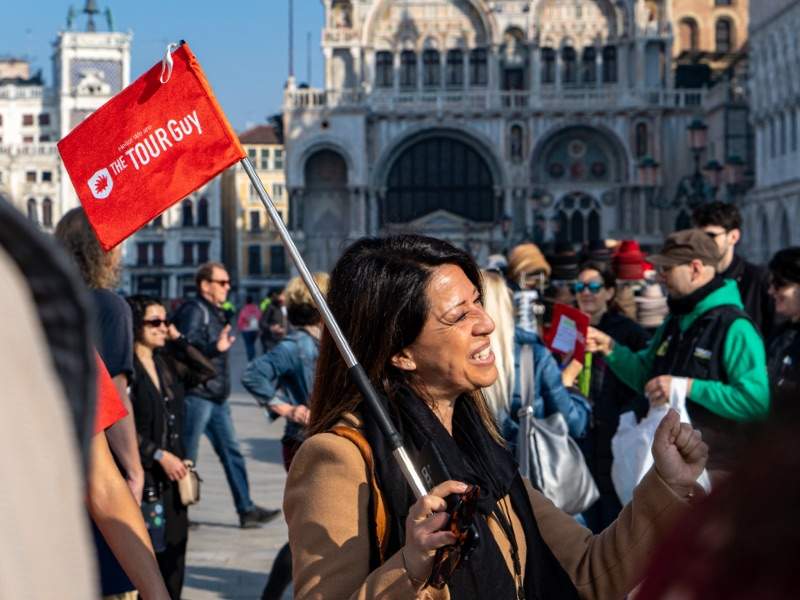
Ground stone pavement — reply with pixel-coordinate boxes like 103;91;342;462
183;338;292;600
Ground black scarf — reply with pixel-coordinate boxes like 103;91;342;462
667;275;725;316
361;387;579;599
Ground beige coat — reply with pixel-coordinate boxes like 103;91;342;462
285;416;689;600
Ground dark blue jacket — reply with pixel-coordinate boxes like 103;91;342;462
501;327;591;450
241;329;319;443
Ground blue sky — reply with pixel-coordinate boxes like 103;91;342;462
1;1;325;131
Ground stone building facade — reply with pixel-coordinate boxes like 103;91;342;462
0;8;130;229
221;124;290;302
741;0;799;263
284;0;715;271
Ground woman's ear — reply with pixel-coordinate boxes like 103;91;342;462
390;349;417;372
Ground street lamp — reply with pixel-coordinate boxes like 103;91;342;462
674;118;717;209
703;159;724;199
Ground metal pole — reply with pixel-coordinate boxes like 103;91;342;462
240;158;428;499
289;0;294;78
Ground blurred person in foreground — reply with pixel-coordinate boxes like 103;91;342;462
172;262;280;528
574;261;651;532
636;380;800;600
242;272;329;600
55;207;145;598
766;247;800;408
128;295;216;599
692;201;776;338
285;234;708;599
588;230;770;480
480;270;590;453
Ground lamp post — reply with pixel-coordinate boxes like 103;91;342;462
703;159;724;200
672;118;719;209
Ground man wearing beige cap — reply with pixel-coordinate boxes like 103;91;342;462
587;229;769;476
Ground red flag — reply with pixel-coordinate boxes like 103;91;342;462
58;42;245;250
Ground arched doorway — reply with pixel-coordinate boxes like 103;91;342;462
381;136;498;226
303;149;350;270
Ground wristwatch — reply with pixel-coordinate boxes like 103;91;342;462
153;449;165;462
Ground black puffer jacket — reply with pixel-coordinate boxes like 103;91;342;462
172;298;230;402
767;322;800;414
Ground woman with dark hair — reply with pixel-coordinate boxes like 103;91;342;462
126;294;215;599
766;247;800;407
285;234;707;599
574;261;651;532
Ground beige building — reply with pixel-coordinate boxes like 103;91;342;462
671;0;749;73
221;124;289;302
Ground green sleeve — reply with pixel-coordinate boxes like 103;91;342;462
689;319;770;421
605;324;664;394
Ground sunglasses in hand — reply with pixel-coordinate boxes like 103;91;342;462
426;484;481;589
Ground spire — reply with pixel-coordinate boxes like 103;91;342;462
84;0;99;32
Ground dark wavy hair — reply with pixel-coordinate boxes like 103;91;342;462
692;201;743;232
126;294;165;343
54;207;120;289
307;234;500;440
769;247;800;287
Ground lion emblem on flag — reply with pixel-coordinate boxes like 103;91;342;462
87;168;114;200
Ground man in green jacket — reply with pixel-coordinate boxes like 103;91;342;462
588;229;769;474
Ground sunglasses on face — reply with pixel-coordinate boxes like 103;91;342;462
143;319;170;328
427;484;481;589
571;281;604;294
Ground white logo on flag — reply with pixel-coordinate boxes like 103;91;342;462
87;168;113;200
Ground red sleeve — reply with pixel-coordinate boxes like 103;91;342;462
94;352;128;434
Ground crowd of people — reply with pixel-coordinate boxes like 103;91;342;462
3;195;799;599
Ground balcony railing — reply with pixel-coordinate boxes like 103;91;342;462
0;143;59;156
285;87;706;113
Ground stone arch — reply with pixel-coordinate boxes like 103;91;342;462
292;138;356;188
363;0;497;49
301;148;351;270
373;125;506;192
375;129;502;226
531;0;630;44
530;124;630;185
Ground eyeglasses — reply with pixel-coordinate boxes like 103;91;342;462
427;484;481;589
571;281;604;294
208;279;231;287
704;230;728;240
655;263;687;275
143;319;170;328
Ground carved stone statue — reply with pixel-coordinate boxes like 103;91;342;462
66;5;76;29
105;7;114;32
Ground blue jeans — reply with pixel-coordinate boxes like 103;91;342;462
184;395;255;514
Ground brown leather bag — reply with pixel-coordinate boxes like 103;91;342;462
330;426;389;563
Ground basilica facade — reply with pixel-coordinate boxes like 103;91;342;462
284;0;719;270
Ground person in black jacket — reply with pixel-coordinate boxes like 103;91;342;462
574;261;651;532
128;295;216;599
172;262;280;528
693;202;776;338
766;248;800;412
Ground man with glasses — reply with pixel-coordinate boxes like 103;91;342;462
587;230;769;479
173;262;280;528
692;202;776;338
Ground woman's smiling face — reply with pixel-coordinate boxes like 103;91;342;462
392;264;498;403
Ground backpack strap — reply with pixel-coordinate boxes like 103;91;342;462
329;426;389;564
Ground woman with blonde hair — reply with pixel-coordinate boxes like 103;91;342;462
481;270;590;450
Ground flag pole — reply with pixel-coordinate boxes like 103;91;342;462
241;158;428;499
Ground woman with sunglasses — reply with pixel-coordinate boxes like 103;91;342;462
766;248;800;409
127;295;215;599
284;235;708;599
573;262;651;532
